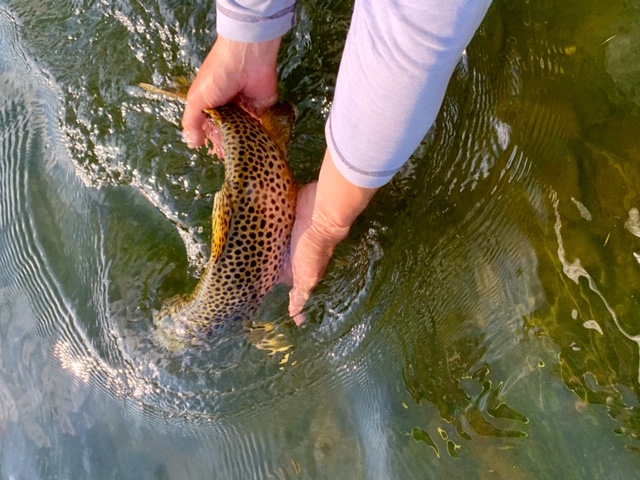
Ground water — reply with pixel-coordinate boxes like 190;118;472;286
1;0;640;478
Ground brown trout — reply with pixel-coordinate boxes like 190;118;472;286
142;85;297;343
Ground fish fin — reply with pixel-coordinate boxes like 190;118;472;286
172;76;192;96
259;102;296;156
211;184;232;263
139;83;187;103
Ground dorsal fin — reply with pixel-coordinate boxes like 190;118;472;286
210;183;232;263
259;102;296;155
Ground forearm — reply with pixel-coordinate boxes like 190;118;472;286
314;149;378;232
328;0;492;188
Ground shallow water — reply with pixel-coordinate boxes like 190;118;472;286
1;0;640;478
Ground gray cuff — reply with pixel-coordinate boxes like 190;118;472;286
216;1;297;43
326;115;401;189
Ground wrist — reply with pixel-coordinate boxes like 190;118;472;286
214;35;281;72
313;149;378;231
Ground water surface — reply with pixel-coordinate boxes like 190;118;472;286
1;0;640;478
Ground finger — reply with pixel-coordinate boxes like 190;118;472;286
235;91;280;120
292;312;307;326
181;106;206;148
289;285;311;321
276;253;293;286
182;80;211;148
182;70;235;148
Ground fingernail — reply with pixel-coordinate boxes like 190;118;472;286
293;313;307;326
182;130;197;148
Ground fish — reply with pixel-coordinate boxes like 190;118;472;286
140;84;298;345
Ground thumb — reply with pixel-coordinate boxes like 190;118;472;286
182;106;206;148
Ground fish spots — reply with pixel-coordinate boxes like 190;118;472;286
157;102;297;340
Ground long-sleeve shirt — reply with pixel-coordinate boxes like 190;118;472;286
216;0;492;188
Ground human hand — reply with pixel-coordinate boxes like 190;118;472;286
287;150;378;325
287;182;350;325
182;35;281;148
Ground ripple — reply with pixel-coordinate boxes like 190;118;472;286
3;0;640;477
0;5;178;442
0;6;267;438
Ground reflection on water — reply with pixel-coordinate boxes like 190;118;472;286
2;0;640;478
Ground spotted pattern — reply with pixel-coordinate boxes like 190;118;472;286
154;103;297;341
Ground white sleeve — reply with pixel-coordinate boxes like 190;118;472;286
326;0;492;188
216;0;297;43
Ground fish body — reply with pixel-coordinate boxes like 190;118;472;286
154;102;297;343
